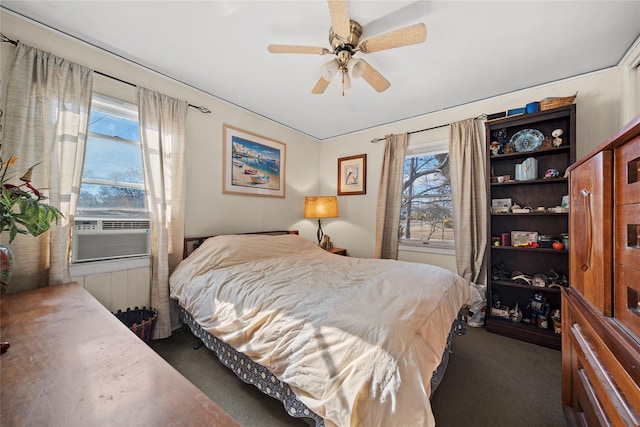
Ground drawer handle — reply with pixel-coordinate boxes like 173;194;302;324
581;189;592;271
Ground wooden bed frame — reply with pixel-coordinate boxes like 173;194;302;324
182;230;298;259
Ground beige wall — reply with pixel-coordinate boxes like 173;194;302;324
2;10;637;274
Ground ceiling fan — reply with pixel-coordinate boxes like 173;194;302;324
267;0;427;95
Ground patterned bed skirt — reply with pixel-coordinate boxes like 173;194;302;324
179;306;467;426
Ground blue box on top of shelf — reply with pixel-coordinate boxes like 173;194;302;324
507;107;525;116
526;102;539;114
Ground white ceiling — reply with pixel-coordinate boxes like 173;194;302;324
2;1;639;140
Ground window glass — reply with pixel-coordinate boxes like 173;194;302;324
76;95;147;217
83;135;144;183
400;145;454;248
89;109;140;141
77;183;145;210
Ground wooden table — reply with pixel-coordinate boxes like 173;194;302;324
0;282;239;427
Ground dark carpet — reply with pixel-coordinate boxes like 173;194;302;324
152;325;565;426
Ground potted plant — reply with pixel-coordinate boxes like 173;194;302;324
1;153;62;295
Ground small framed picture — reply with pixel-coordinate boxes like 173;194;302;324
511;231;539;247
338;154;366;195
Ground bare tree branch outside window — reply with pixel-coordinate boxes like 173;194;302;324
400;153;454;244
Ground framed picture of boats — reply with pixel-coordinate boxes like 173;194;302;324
338;154;366;195
223;124;286;198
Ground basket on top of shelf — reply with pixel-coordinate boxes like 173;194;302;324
113;306;158;345
538;93;577;111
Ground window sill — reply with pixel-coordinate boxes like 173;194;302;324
70;256;151;276
398;243;455;256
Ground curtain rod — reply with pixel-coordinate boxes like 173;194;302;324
370;123;448;143
370;114;487;143
1;33;211;114
94;71;211;113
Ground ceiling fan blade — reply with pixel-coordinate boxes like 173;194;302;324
268;44;329;55
327;0;351;39
312;76;331;94
359;60;390;92
359;23;427;53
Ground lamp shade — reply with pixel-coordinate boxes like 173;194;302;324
348;58;365;78
304;196;339;219
320;60;340;81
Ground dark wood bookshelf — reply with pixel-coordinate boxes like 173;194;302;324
485;105;576;349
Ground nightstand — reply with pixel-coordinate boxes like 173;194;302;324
325;247;347;256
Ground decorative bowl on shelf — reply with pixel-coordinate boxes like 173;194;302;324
510;129;544;152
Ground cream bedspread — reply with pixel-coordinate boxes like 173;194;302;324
170;234;476;427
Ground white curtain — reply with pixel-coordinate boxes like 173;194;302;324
449;118;488;285
375;133;408;259
1;43;93;293
137;87;188;339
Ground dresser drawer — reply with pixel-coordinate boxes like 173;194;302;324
574;367;609;427
616;203;640;271
563;288;640;426
615;264;640;340
615;135;640;205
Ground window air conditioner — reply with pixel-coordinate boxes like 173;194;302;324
72;219;151;262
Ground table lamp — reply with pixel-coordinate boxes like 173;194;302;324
304;196;338;245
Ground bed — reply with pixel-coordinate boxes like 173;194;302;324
170;231;478;427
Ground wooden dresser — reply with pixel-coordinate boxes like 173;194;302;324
562;116;640;426
0;282;239;427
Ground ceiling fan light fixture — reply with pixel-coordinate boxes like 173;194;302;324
320;59;340;81
348;58;365;78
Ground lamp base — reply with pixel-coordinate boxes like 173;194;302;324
316;218;324;245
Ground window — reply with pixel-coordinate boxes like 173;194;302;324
399;139;454;249
76;94;147;218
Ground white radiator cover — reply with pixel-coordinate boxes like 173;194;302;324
72;262;151;312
